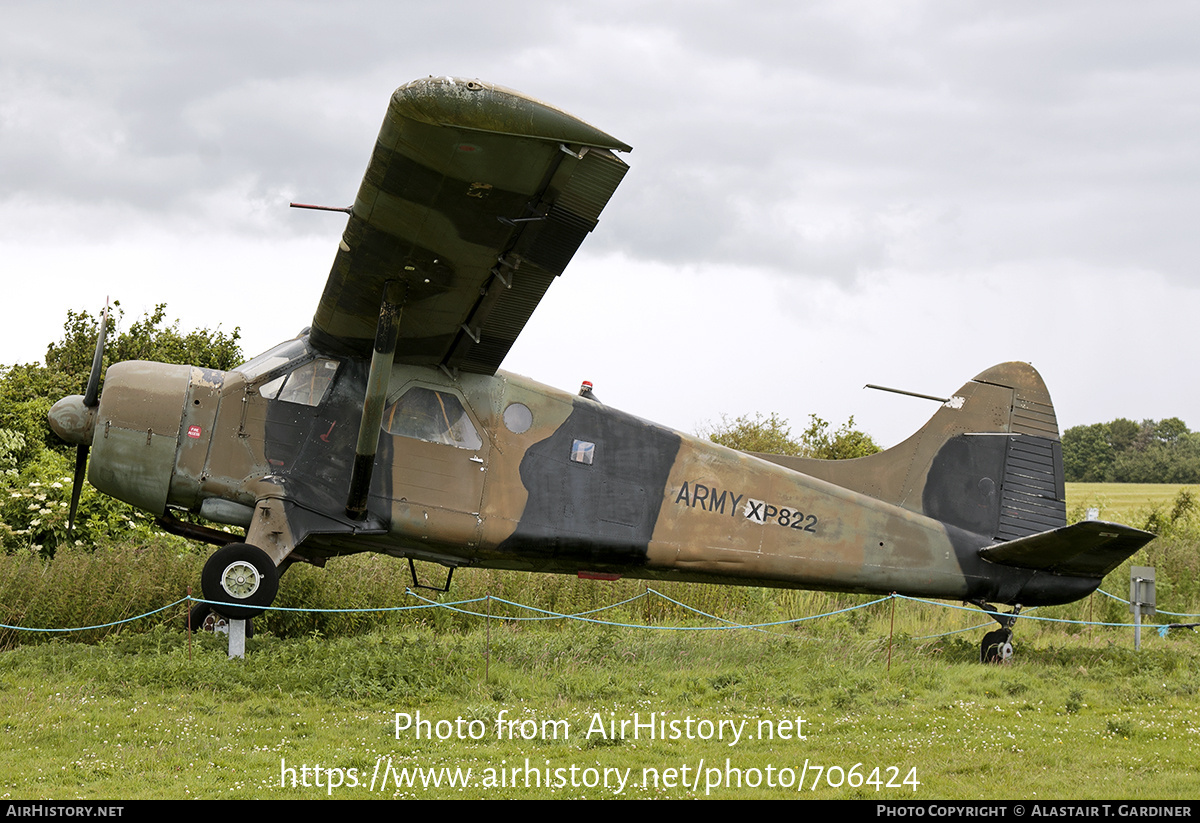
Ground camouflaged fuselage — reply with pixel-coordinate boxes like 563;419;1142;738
90;350;1100;608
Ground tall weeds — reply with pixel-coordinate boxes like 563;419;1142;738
3;489;1198;649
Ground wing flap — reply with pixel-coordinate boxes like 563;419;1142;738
979;520;1155;578
310;77;629;374
446;146;629;373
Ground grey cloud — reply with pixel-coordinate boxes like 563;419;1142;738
4;0;1199;283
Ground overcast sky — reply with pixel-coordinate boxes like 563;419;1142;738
3;1;1198;446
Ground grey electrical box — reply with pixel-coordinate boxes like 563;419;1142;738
1129;566;1156;617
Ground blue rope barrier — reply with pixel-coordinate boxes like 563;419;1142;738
5;589;1198;637
1095;587;1200;618
895;594;1141;629
402;589;653;622
1;598;190;633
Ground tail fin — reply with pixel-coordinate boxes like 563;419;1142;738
755;362;1066;541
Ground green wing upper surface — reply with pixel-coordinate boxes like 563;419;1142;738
311;77;630;373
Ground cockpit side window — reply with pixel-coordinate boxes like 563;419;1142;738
260;358;340;407
383;387;482;450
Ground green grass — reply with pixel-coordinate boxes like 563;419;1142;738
2;623;1198;799
2;482;1199;799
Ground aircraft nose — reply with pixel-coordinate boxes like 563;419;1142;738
48;394;97;446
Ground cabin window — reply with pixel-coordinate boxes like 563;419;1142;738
503;402;533;434
259;358;339;406
383;387;482;450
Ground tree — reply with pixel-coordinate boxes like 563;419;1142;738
1061;423;1114;482
43;302;242;388
700;412;805;455
1062;417;1200;483
800;414;881;460
2;302;241;454
703;412;881;459
1146;417;1189;447
1107;418;1139;454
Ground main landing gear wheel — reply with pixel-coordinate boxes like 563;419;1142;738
201;543;279;621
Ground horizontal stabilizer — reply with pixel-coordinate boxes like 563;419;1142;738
979;520;1155;578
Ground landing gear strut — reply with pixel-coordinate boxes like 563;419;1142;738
972;601;1022;664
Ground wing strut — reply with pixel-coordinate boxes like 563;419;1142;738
346;280;405;520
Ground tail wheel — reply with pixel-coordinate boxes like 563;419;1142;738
201;543;279;620
980;628;1013;664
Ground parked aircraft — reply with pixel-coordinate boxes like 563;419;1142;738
47;77;1153;662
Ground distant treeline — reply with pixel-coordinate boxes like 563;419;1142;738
1062;418;1200;483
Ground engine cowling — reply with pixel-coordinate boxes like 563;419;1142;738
86;361;193;514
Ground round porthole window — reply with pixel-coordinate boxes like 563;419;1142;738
503;402;533;434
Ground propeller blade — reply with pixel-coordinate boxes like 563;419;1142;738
71;302;107;531
68;445;88;531
83;303;108;408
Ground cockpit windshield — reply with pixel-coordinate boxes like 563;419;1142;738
233;338;312;381
234;337;340;408
260;358;340;407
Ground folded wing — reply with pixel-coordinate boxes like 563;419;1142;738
311;77;631;373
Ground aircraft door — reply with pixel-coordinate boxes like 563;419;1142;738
381;384;490;552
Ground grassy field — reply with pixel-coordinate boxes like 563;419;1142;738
1066;482;1198;524
1;483;1198;800
2;623;1198;800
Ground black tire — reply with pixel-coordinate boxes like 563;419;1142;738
185;603;253;637
980;628;1012;664
186;602;212;632
201;542;279;620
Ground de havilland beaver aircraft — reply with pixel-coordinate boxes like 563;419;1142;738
48;76;1154;662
